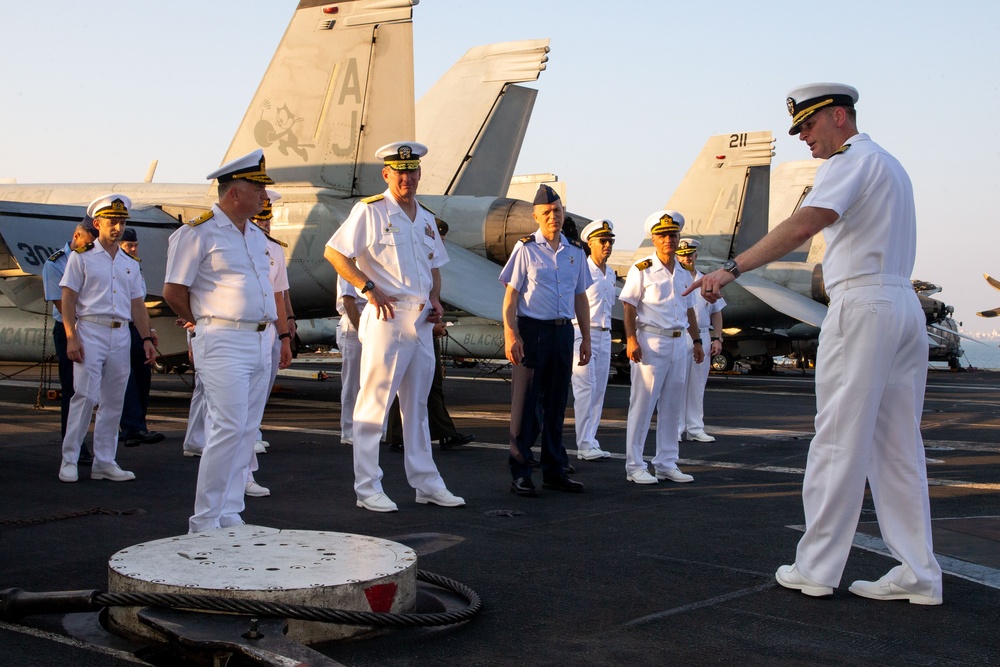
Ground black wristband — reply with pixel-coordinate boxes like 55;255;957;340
279;332;291;340
692;338;703;345
711;337;721;342
287;315;297;321
142;336;155;343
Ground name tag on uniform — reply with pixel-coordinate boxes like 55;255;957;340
384;224;400;233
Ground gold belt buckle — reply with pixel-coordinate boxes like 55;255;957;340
256;323;267;332
111;321;122;329
672;330;682;338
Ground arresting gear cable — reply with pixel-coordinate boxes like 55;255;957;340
2;569;482;628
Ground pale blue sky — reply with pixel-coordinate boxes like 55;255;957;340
2;1;998;332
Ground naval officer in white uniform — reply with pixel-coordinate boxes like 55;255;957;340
324;141;464;513
620;211;703;485
676;238;724;443
164;149;290;533
571;219;617;461
692;83;943;605
58;194;155;483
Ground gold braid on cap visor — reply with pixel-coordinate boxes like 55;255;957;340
385;159;421;170
791;97;835;127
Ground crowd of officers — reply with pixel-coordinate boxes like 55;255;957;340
42;81;943;606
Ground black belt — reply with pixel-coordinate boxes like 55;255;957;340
521;316;571;326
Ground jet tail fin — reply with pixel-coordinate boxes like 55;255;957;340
220;0;418;196
417;40;550;197
627;132;774;269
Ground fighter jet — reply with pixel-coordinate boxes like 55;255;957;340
629;132;962;372
0;1;552;364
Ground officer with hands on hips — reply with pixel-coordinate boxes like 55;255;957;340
324;141;465;513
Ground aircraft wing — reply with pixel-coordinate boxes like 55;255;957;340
985;274;1000;291
736;270;828;329
417;40;550;197
438;240;505;322
0;201;179;294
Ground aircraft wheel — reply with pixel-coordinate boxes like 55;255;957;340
710;350;734;372
747;354;774;374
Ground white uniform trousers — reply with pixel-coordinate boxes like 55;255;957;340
253;336;282;442
337;320;362;443
188;325;274;533
625;330;690;475
353;303;446;499
183;372;207;454
571;327;612;452
243;336;282;483
61;320;131;467
680;327;712;437
795;284;942;596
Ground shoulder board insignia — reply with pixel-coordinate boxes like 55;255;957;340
832;143;851;156
187;210;214;226
361;194;385;204
74;242;95;254
265;232;288;248
635;259;653;271
519;235;535;244
47;249;66;262
122;250;141;262
418;201;435;215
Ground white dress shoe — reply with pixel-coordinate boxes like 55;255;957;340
415;488;466;507
245;481;271;497
577;447;606;461
90;463;136;482
687;430;716;442
183;449;202;457
356;492;398;513
626;469;659;484
254;440;268;454
340;437;353;445
775;564;833;597
58;461;78;483
655;467;694;483
849;576;942;605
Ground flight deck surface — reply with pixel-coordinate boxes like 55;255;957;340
1;360;998;666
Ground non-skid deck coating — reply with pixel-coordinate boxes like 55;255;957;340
1;360;998;666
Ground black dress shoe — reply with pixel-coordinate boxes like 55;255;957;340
565;463;576;474
439;433;475;450
388;442;404;452
510;477;538;497
120;433;142;448
527;457;541;468
139;430;166;445
542;475;585;493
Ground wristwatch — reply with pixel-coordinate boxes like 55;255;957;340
722;259;741;278
692;338;703;346
360;280;376;294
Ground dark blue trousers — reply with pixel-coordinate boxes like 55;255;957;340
510;317;573;480
120;324;151;437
